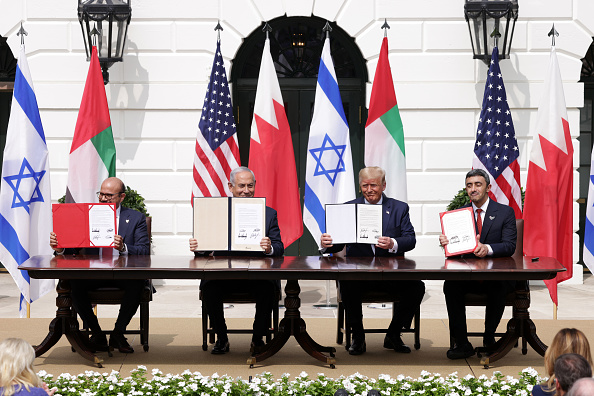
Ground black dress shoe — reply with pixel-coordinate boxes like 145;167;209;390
211;339;230;355
446;342;475;360
109;331;134;354
250;338;265;355
87;334;108;352
383;333;411;353
348;339;366;355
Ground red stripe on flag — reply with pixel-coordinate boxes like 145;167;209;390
192;161;211;197
194;140;228;197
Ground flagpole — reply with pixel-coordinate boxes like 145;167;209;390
549;23;559;322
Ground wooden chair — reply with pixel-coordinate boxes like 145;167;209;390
336;284;421;350
453;219;525;352
199;289;281;351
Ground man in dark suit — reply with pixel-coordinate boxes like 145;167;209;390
440;168;517;359
50;177;150;354
189;166;284;354
320;166;425;355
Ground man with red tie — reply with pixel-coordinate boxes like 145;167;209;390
439;169;517;359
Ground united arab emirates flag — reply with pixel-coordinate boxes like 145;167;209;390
365;36;407;202
65;46;115;203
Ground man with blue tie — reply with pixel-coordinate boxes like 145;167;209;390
440;169;517;360
50;177;150;354
321;166;425;355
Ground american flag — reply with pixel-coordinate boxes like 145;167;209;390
192;38;240;200
472;47;522;219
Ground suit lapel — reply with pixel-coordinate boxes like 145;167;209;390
381;197;390;236
118;207;126;237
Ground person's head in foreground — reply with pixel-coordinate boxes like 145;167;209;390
0;338;52;396
566;377;594;396
542;328;593;391
554;353;592;396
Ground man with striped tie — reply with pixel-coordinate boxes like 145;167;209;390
440;169;517;360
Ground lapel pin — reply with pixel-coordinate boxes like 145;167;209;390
386;211;390;214
126;219;129;223
489;216;495;220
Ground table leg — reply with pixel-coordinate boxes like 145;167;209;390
247;280;336;368
33;280;103;367
478;285;547;366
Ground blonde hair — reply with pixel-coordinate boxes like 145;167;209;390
543;328;593;390
0;338;40;396
358;167;386;185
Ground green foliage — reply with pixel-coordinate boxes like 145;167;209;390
40;367;543;396
57;186;149;217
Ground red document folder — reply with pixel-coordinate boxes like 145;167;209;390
52;203;117;248
439;207;478;257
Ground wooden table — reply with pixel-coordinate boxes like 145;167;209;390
20;254;564;368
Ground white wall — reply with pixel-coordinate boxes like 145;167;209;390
1;0;592;259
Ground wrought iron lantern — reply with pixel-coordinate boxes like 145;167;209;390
78;0;132;84
464;0;518;64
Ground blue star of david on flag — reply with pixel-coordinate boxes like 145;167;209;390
3;158;46;214
309;134;347;186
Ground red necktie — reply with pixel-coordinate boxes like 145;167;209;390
476;208;483;235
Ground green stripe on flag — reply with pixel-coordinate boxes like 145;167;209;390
380;104;405;156
90;126;116;177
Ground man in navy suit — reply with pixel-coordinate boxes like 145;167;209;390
321;167;425;355
440;169;517;359
50;177;150;354
189;167;284;355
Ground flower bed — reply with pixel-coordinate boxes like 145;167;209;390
40;366;543;396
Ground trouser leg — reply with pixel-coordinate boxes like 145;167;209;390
70;280;103;334
201;281;227;339
388;280;425;334
444;280;470;345
113;279;145;333
253;280;276;340
339;280;364;337
484;280;515;336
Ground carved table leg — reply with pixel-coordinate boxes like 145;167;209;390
33;280;103;366
248;280;336;368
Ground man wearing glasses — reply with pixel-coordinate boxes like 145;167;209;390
50;177;150;354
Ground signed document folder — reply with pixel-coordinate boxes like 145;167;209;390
325;203;382;244
193;197;266;252
439;207;477;257
52;203;117;248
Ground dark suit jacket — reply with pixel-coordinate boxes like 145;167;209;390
464;200;516;257
325;194;416;257
195;206;284;258
64;206;150;255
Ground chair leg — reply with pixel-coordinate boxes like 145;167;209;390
336;301;344;345
140;301;149;352
201;303;208;351
413;307;421;350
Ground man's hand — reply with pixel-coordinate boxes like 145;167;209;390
375;236;394;250
113;235;124;252
42;382;57;396
473;235;488;257
260;237;272;254
320;233;333;248
189;238;198;251
49;232;64;254
439;234;449;247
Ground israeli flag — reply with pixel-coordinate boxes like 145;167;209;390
303;37;355;248
585;145;594;273
0;45;54;317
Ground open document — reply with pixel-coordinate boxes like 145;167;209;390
325;203;382;244
439;207;477;257
193;197;266;252
53;203;117;248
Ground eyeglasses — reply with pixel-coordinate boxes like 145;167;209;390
96;192;123;200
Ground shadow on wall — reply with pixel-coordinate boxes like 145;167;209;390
109;39;149;165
